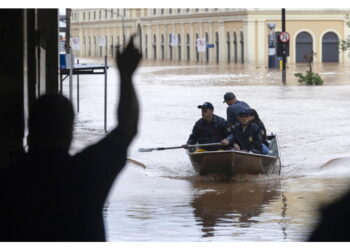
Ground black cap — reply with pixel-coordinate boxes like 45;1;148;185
223;92;236;103
238;109;250;117
197;102;214;110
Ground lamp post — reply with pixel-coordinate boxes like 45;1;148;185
103;9;125;48
267;23;276;69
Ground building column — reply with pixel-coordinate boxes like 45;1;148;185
218;21;225;63
257;19;266;66
244;19;256;64
343;20;350;63
209;21;213;63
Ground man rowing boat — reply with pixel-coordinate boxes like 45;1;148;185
182;102;231;152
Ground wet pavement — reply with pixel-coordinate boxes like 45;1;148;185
65;59;350;241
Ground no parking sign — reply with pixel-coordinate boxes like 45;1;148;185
70;37;80;50
279;32;290;43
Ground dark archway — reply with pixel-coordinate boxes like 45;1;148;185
233;32;237;63
153;34;157;59
110;36;114;57
296;31;313;63
215;32;219;63
169;33;172;60
136;24;142;53
145;35;148;59
205;32;209;63
226;32;230;63
178;33;181;61
240;31;244;64
88;37;91;56
161;34;165;60
186;33;190;61
195;33;199;62
322;32;339;63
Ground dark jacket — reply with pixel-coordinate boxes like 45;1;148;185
226;100;250;127
254;120;268;145
228;122;262;153
187;114;231;151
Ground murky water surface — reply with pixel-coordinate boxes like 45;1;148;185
66;60;350;241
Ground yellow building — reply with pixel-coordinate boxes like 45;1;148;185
71;8;350;65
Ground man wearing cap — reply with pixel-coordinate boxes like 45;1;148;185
222;109;263;154
182;102;231;151
223;92;250;127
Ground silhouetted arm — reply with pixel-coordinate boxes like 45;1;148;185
113;35;142;146
73;36;142;199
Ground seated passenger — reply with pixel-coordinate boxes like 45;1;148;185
249;108;269;155
222;109;263;154
182;102;231;152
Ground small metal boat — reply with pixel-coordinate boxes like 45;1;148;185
187;134;281;176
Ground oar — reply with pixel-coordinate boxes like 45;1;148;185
127;158;146;168
138;143;222;152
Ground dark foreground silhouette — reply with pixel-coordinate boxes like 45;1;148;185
309;189;350;241
0;37;142;241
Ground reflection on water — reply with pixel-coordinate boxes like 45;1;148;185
190;178;281;238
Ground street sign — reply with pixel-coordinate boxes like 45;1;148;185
196;38;206;52
206;44;214;48
279;32;290;43
70;37;80;50
99;36;106;47
170;33;178;46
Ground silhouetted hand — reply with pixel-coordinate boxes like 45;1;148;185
116;35;142;78
115;35;142;145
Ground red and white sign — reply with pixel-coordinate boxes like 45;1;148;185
279;32;290;43
196;38;206;52
70;37;80;50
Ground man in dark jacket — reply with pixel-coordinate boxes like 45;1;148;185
182;102;231;151
223;92;250;127
222;109;262;154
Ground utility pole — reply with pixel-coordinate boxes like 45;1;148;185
65;8;73;101
267;23;276;69
282;8;286;84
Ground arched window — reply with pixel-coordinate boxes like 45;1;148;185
226;32;231;63
240;31;244;63
110;36;114;57
186;33;190;61
178;33;181;61
161;34;165;59
195;33;199;62
296;31;313;63
205;32;209;63
145;35;148;59
233;32;238;63
169;33;173;60
322;32;339;63
153;34;157;59
215;32;219;63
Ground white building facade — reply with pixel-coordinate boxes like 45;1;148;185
71;8;350;65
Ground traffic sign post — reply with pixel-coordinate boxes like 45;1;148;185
281;9;287;85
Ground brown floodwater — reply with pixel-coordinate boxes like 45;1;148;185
67;59;350;241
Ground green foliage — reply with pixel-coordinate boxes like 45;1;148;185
340;14;350;54
294;71;324;86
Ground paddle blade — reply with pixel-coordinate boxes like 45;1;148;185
138;148;154;152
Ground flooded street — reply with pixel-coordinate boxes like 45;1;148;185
65;60;350;241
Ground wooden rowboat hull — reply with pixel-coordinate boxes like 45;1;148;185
187;135;281;176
